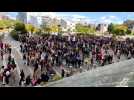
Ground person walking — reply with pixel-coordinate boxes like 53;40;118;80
19;70;25;86
0;66;5;85
2;70;6;85
8;46;12;54
117;49;121;62
10;67;17;85
0;49;3;60
23;53;27;65
61;68;65;78
127;50;131;59
25;75;32;86
5;70;10;85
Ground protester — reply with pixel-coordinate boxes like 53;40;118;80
61;68;65;78
25;75;32;86
5;70;10;84
23;53;27;65
19;70;25;86
1;32;133;86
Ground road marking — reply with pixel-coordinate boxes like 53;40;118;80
116;77;129;87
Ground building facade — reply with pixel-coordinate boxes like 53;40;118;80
28;15;38;27
17;12;27;23
97;24;108;33
0;15;9;20
124;20;134;32
41;16;52;26
59;19;67;31
66;21;76;33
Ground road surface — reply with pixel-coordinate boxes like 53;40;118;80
2;33;33;86
1;33;134;87
45;58;134;87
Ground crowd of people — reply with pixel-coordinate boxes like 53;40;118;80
0;40;51;86
1;33;134;86
0;41;15;85
19;34;134;80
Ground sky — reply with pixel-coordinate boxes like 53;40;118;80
6;12;134;24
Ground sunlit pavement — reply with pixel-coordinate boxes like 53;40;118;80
45;59;134;87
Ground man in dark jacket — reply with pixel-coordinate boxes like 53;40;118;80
19;70;25;86
41;73;49;82
25;75;31;86
61;69;65;78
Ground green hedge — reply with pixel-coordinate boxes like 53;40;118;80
10;30;19;41
52;74;62;81
41;33;50;37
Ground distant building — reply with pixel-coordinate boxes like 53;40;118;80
66;21;76;32
0;15;9;20
128;26;134;33
59;19;67;31
124;20;134;25
96;24;108;33
88;23;97;29
29;16;38;27
17;12;27;23
60;19;67;28
124;20;134;32
51;18;60;25
41;16;52;26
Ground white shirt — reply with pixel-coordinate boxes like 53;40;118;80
117;50;120;56
68;36;70;41
6;71;10;76
72;36;75;41
108;49;114;56
41;52;45;60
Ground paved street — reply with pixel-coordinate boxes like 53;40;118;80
52;54;127;80
45;58;134;87
0;33;62;86
0;33;133;87
2;33;33;86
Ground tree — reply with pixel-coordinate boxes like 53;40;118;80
126;29;131;35
14;22;27;34
75;23;95;35
40;23;52;34
112;24;128;36
50;24;58;33
25;24;35;34
108;23;115;34
0;19;17;29
67;28;71;33
34;28;42;35
75;23;89;33
34;27;40;33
